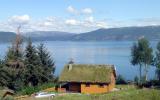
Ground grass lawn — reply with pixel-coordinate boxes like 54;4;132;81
1;85;160;100
53;85;160;100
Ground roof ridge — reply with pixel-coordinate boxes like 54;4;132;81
65;64;114;66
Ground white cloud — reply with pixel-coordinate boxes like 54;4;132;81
44;22;53;26
65;19;79;25
96;22;107;28
6;15;160;33
8;15;30;25
66;6;93;15
82;8;93;14
133;18;160;26
0;14;108;33
85;16;94;23
67;6;78;14
0;15;109;33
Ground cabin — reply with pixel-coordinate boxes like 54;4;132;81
59;64;116;94
2;89;15;99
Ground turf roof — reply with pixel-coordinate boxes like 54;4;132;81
59;64;115;83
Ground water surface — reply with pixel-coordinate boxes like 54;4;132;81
0;41;157;80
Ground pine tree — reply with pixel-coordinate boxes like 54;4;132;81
24;38;42;86
0;59;9;86
3;33;25;90
37;43;55;83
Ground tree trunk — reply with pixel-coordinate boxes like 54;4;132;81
29;82;32;87
144;64;148;82
139;64;142;85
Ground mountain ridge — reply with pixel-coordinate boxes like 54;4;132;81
71;26;160;41
0;31;16;43
1;25;160;43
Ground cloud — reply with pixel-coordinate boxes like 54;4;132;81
82;8;93;14
0;14;109;33
96;22;107;28
133;18;160;26
8;15;30;25
67;6;78;14
6;15;160;33
85;16;94;23
66;6;93;15
65;19;80;25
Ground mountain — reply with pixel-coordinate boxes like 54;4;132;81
2;26;160;43
71;26;160;41
0;32;16;43
24;31;75;41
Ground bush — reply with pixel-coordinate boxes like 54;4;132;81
136;80;160;88
18;83;56;95
19;86;39;95
134;76;139;85
142;80;160;88
116;75;127;84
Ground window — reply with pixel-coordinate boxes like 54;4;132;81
85;83;90;87
99;84;105;88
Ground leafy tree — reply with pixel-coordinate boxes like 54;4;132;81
24;38;42;86
156;69;160;81
37;43;55;83
141;38;153;81
131;38;153;84
154;42;160;81
131;42;143;84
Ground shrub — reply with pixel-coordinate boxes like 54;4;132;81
134;76;139;85
143;80;160;87
116;75;127;84
19;86;39;95
18;83;56;95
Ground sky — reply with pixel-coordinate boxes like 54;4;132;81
0;0;160;33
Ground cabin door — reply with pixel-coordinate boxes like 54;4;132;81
69;83;81;92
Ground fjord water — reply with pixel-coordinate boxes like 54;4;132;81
0;41;157;80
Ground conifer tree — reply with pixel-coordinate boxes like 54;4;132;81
3;27;25;90
37;43;55;82
24;38;42;86
0;59;9;86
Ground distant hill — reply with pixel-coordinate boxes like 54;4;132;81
24;31;75;41
0;32;16;43
2;26;160;43
71;26;160;41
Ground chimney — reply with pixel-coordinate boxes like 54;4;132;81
68;64;72;71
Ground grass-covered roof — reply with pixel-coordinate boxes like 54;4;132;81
59;64;115;83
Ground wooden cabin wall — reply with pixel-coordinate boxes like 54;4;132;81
81;73;116;94
81;83;108;94
108;73;116;91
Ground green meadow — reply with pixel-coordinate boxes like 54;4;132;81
1;85;160;100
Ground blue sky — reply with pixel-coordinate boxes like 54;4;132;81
0;0;160;33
